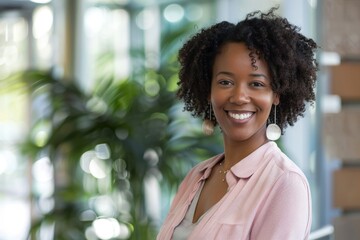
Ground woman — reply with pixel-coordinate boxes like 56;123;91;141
157;7;318;240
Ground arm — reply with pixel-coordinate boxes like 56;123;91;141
251;171;312;240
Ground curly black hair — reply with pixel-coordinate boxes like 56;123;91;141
177;7;318;133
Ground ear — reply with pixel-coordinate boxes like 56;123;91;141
273;94;280;105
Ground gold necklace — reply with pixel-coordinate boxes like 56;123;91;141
218;161;229;182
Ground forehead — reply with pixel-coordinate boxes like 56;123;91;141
213;42;269;74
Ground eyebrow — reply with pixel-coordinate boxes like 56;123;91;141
215;72;269;80
250;73;269;80
215;71;234;77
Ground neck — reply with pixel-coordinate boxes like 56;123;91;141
222;133;269;170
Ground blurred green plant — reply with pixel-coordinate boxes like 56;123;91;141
0;24;222;239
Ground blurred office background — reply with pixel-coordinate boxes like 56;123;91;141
0;0;359;239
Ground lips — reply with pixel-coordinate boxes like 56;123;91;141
228;111;253;120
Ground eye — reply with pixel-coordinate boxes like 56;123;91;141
250;81;265;87
218;79;233;86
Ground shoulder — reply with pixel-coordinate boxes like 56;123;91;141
186;153;224;178
257;143;311;209
265;142;307;178
261;142;310;192
178;153;224;187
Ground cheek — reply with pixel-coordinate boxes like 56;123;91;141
210;94;226;118
259;95;276;114
211;97;221;113
210;89;226;106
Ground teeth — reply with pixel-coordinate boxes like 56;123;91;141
228;112;252;120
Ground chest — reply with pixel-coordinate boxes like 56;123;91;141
192;165;229;223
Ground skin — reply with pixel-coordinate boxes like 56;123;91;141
193;42;279;223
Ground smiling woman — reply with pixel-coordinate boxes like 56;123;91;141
211;42;278;149
157;7;318;240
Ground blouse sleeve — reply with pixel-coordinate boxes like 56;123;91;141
251;171;312;240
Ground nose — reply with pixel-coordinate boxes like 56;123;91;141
229;84;250;104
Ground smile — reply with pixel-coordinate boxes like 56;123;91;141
228;112;253;120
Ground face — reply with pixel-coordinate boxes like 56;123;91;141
211;42;279;144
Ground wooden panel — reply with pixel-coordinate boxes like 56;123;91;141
330;63;360;101
333;214;360;240
333;168;360;209
323;109;360;160
322;0;360;57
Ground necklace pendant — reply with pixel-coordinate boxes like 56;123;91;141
219;160;229;183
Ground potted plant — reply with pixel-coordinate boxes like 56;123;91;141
1;24;222;239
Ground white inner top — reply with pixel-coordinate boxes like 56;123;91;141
172;181;207;240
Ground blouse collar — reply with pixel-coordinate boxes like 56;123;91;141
197;141;276;180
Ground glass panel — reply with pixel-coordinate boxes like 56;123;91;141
0;15;30;240
32;5;53;69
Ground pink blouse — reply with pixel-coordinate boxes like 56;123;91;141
157;142;312;240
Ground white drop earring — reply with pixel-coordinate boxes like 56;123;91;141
202;103;215;136
266;105;281;141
